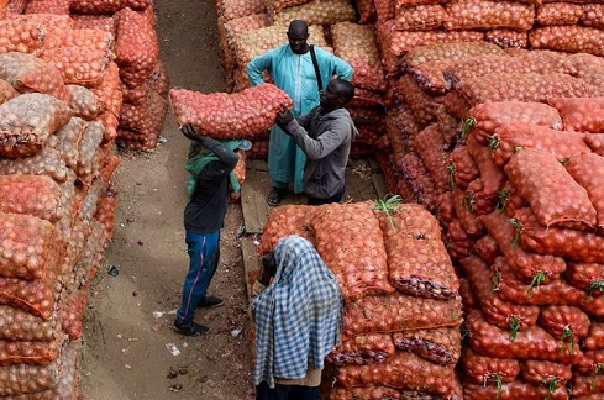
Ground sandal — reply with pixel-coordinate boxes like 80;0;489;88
267;188;283;206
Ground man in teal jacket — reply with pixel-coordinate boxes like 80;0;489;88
247;20;353;206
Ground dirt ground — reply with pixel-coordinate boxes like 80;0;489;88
80;1;254;399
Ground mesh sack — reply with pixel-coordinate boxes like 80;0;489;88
397;75;441;127
80;179;105;222
119;101;149;132
247;140;269;159
120;81;147;105
463;381;568;400
484;29;528;48
411;60;454;95
0;53;67;102
539;305;590;345
568;52;604;89
583;4;604;29
401;41;505;71
495;256;583;306
0;306;60;341
90;62;122;117
61;289;88;340
549;98;604;133
148;59;169;96
449;146;478;189
76;121;104;179
349;107;385;126
461;347;520;384
473;235;500;264
0;17;45;54
267;0;312;13
342;294;462;337
47;117;87;168
392;327;460;365
335;352;458;397
436;112;459;149
520;359;572;387
99;111;118;144
467;310;582;363
394;4;449;31
377;21;485;74
445;0;535;30
565;152;604;234
0;336;62;366
452;188;484;237
374;0;394;22
331;22;385;91
385;116;406;155
398;152;438;211
530;26;604;56
72;15;117;42
0;79;17;105
468;100;562;145
465;177;499;216
217;0;266;21
571;374;604;397
0;175;63;223
311;202;393;301
70;0;150;13
576;350;604;375
234;25;328;67
536;2;584;25
0;275;56;319
585;133;604;157
24;0;69;14
271;0;356;27
72;221;105;292
0;146;68;182
413;124;449;194
40;29;111;88
0;93;72;159
490;123;590;167
328;386;401;400
349;88;385;108
566;263;604;297
94;188;117;241
0;212;59;281
170;85;292;139
0;351;64;395
223;14;270;63
58;219;91;287
258;205;317;255
66;85;104;121
481;212;566;284
115;8;159;86
328;334;395;365
466;136;505;198
375;204;458;300
445;53;577;89
455;73;587;109
459;277;478;316
462;256;540;330
5;0;27;15
505;148;597;230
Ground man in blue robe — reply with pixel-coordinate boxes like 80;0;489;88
247;20;353;206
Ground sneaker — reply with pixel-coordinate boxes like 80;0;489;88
173;319;209;336
197;296;223;308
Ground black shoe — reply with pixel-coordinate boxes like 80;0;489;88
173;319;209;336
267;188;284;206
197;296;223;308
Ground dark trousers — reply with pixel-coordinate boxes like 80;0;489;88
307;185;345;206
176;230;220;325
256;381;319;400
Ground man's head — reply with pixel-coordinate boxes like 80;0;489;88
320;79;355;110
287;20;309;54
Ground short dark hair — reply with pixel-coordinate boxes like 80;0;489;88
288;20;309;37
334;79;354;104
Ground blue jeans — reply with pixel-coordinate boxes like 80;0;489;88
256;381;319;400
176;230;220;325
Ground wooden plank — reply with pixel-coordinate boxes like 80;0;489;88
241;180;263;234
373;173;388;200
240;236;260;304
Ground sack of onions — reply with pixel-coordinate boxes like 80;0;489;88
356;0;377;23
0;53;68;102
485;29;528;48
76;121;105;179
395;4;449;31
464;381;568;400
564;152;604;234
0;337;62;374
271;0;355;27
267;0;313;14
90;63;122;118
445;0;535;31
585;132;604;157
72;15;117;41
331;22;385;91
24;0;69;15
549;98;604;133
217;0;266;22
61;289;89;341
0;174;64;223
536;2;583;26
398;152;439;211
94;188;118;241
529;26;604;57
583;4;604;29
70;0;150;14
461;347;520;385
66;85;104;121
328;333;394;366
169;84;292;139
393;327;460;365
0;79;17;105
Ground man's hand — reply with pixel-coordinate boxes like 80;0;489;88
182;123;205;142
275;107;294;133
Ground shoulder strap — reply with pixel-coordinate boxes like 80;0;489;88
309;45;323;92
